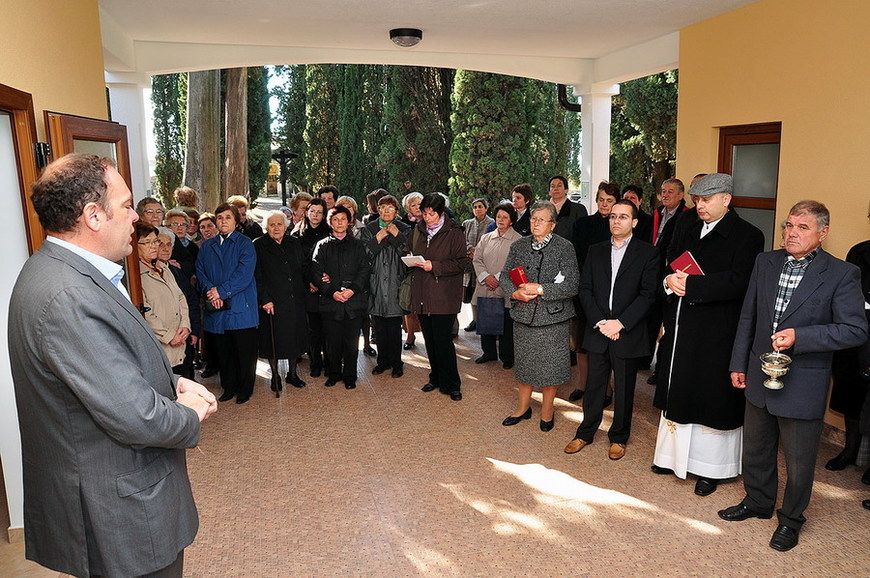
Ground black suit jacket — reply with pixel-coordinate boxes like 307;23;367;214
730;249;867;420
579;237;659;358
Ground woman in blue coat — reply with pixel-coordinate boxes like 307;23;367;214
196;202;259;403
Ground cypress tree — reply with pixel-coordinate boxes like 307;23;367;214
151;73;186;205
304;64;340;190
272;65;307;190
526;79;568;197
337;65;366;204
246;66;272;200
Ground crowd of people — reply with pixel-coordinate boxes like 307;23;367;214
132;172;869;553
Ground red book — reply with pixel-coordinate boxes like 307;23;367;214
670;250;705;275
508;266;529;286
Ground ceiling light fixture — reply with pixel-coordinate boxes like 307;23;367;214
390;28;422;48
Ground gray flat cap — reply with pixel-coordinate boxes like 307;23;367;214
689;173;733;197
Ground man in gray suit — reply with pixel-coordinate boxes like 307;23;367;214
722;200;867;551
8;154;217;577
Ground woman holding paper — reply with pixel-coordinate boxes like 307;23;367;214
408;193;470;401
499;201;580;431
401;192;424;350
361;195;410;378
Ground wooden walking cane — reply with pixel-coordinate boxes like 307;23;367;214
269;313;280;398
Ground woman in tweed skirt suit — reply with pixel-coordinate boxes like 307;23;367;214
499;202;579;431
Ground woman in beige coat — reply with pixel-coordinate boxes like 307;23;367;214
472;202;521;368
136;222;191;372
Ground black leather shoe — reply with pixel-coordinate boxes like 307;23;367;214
324;378;338;387
825;450;857;471
235;395;250;404
650;465;674;475
717;503;774;522
540;418;554;432
403;341;416;350
568;389;584;402
475;355;497;364
218;392;235;402
769;524;799;551
371;365;389;375
288;376;306;388
502;361;514;369
863;499;870;510
345;382;356;390
201;367;219;379
391;367;404;378
646;372;658;385
502;408;532;426
310;367;322;378
363;346;377;357
863;466;870;485
421;383;437;392
450;391;462;401
694;477;718;496
463;321;476;332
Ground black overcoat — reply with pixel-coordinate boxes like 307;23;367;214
254;234;309;358
653;209;764;429
295;222;330;312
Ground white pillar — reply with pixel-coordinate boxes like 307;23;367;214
107;80;152;202
579;84;620;213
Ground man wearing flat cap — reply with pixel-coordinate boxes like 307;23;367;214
650;173;765;497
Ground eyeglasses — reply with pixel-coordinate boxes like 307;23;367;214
142;209;164;216
530;217;553;224
138;239;160;246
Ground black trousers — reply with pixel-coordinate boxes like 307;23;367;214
214;327;258;399
372;315;403;370
323;314;363;384
575;348;638;444
420;313;461;392
741;400;824;530
307;311;328;371
480;307;514;363
202;330;221;372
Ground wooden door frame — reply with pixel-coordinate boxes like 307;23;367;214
0;83;42;253
718;122;781;211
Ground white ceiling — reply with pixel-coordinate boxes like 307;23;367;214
99;0;755;86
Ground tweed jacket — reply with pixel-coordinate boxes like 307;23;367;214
730;249;867;420
8;241;200;577
499;234;580;326
472;227;522;307
141;263;191;366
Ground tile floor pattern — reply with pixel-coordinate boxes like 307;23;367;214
2;314;869;577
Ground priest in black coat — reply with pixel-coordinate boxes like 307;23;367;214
651;173;765;497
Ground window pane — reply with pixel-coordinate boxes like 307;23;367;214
732;143;779;199
73;139;117;161
736;206;777;250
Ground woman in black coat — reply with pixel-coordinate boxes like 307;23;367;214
311;205;371;389
292;198;331;377
255;211;310;392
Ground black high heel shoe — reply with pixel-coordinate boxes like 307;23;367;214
825;450;857;471
540;418;554;432
502;407;532;426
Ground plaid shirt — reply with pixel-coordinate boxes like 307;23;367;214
772;249;818;330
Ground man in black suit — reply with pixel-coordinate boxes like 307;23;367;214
722;200;867;551
621;184;652;243
564;200;659;460
549;175;588;240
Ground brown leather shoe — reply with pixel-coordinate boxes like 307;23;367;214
608;443;626;460
564;438;588;454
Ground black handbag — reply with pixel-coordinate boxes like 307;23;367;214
475;296;505;336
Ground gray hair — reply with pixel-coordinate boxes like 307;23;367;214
164;207;189;222
265;210;290;227
788;200;830;229
156;226;175;244
529;201;558;223
402;192;423;210
436;192;450;208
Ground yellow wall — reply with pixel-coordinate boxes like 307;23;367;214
677;0;870;258
0;0;107;138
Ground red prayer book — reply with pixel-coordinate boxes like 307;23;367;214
508;266;529;286
670;250;705;275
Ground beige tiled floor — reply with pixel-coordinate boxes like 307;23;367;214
3;311;869;576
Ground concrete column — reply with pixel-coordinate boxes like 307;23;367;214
579;84;620;213
107;80;152;202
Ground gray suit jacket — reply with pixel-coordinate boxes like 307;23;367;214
8;241;201;577
730;249;867;420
